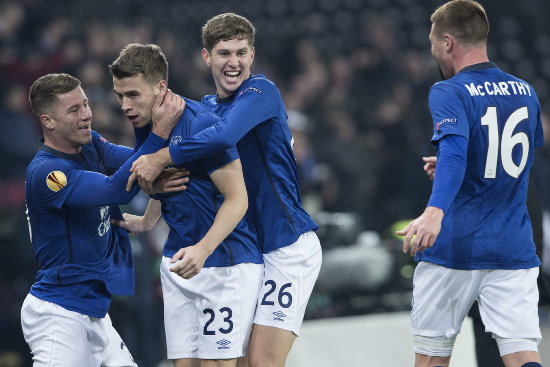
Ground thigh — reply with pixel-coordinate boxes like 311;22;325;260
411;262;480;338
162;258;263;361
196;263;262;360
478;268;541;340
161;257;202;359
21;294;98;367
98;313;137;367
254;231;322;336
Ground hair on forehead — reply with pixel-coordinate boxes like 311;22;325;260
202;13;256;52
109;43;168;85
29;73;81;117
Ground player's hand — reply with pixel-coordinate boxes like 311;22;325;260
151;89;185;139
423;156;437;181
111;213;151;235
397;206;443;256
151;167;190;195
169;245;210;279
127;151;167;193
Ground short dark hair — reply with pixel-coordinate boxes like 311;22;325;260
109;43;168;84
29;73;81;117
202;13;256;52
430;0;489;45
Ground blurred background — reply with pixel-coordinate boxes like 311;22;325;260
1;0;550;366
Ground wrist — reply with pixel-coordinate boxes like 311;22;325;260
156;147;173;166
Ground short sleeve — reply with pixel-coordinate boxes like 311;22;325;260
203;147;240;175
429;83;470;143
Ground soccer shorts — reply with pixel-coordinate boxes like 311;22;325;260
161;258;262;360
253;231;322;336
411;261;541;342
21;293;137;367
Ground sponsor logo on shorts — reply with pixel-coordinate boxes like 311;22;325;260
217;339;231;349
272;311;286;322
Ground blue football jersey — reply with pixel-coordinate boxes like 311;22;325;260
421;62;544;269
25;130;165;317
169;75;318;253
155;98;262;267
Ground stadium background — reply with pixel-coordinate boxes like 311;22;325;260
1;0;549;365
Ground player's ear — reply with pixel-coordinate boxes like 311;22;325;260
202;48;211;67
443;33;453;53
41;114;54;130
250;46;255;64
156;80;167;95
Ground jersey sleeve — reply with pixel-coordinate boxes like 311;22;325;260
63;133;167;207
29;160;82;210
202;147;240;175
169;78;282;165
427;134;468;213
92;131;132;175
429;83;470;143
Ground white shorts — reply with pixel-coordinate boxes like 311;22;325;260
160;257;262;360
253;231;322;336
412;262;541;342
20;293;137;367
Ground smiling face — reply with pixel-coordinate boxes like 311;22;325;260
43;86;92;154
202;37;255;98
113;73;161;128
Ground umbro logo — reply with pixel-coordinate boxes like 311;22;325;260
217;339;231;349
273;311;286;322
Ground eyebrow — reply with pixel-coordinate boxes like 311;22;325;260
217;47;249;53
113;89;139;96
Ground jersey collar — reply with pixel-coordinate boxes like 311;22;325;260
459;61;498;74
215;74;256;104
40;140;83;161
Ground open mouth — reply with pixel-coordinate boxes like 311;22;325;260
78;125;90;130
224;70;241;79
127;115;139;124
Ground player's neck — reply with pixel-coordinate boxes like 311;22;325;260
454;47;489;75
43;135;82;155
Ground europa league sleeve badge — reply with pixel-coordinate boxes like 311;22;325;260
46;171;67;192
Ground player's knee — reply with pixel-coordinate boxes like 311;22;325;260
413;334;456;357
494;335;539;356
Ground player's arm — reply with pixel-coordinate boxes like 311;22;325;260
65;132;168;206
65;90;185;206
169;80;280;164
126;80;280;190
398;134;467;255
169;158;248;279
95;125;152;173
111;198;162;235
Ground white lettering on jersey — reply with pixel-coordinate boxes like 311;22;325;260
98;206;111;236
464;81;531;97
